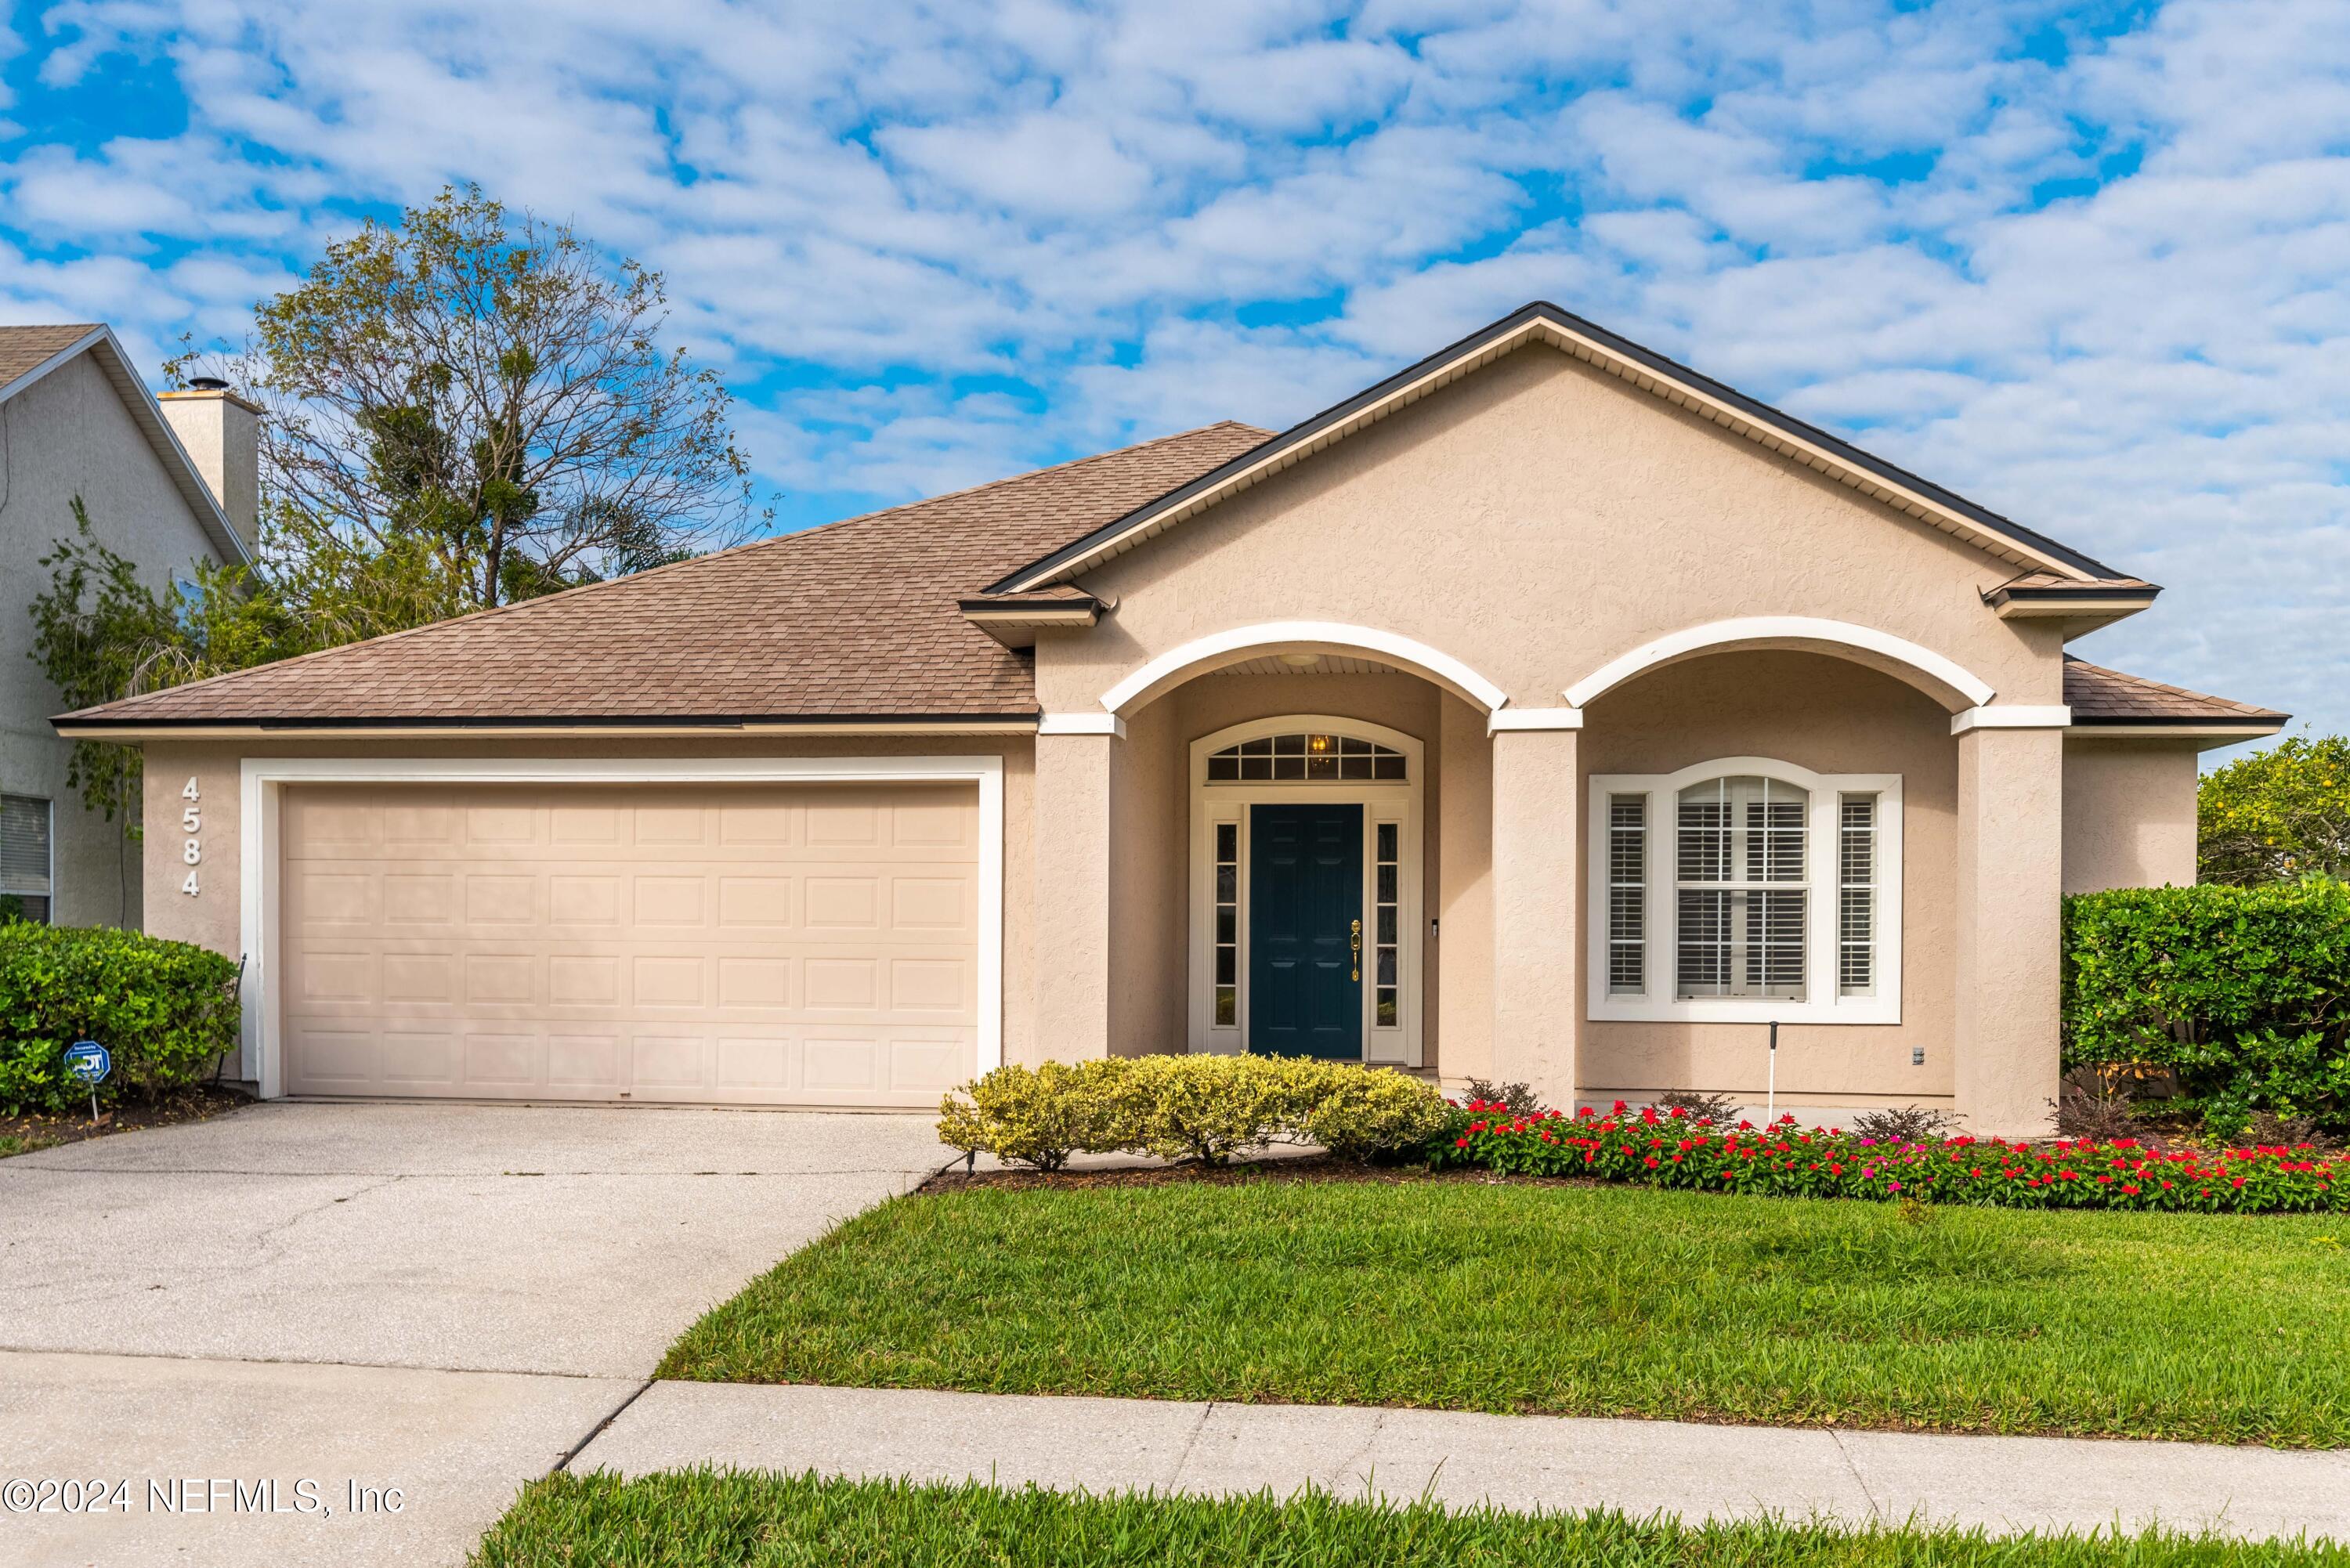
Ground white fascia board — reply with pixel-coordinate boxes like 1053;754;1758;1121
1486;707;1583;733
1038;711;1126;738
1950;705;2071;735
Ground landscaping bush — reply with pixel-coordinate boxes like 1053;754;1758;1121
933;1060;1123;1172
1297;1065;1452;1162
1114;1054;1313;1165
938;1056;1447;1167
2063;882;2350;1136
0;925;240;1114
1459;1077;1543;1117
1850;1104;1959;1143
1431;1098;2347;1215
1655;1086;1741;1122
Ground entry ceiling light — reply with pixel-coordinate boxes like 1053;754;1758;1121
1280;652;1321;670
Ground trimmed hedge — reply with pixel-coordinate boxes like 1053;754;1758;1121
1434;1100;2348;1214
0;925;240;1114
938;1055;1448;1169
2063;882;2350;1133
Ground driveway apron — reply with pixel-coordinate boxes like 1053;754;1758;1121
0;1100;945;1567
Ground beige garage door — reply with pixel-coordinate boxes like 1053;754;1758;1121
278;781;980;1107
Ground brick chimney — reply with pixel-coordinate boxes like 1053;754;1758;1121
157;378;261;554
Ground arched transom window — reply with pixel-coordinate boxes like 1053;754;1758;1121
1205;732;1407;782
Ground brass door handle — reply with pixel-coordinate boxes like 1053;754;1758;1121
1350;919;1362;982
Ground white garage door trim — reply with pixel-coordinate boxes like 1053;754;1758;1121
240;754;1004;1100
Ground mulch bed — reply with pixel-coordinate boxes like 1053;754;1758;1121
1;1082;251;1154
920;1154;1528;1195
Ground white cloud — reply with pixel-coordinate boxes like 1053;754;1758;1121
5;0;2348;735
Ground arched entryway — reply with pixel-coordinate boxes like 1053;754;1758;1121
1185;715;1426;1066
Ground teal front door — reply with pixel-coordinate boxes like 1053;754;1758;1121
1249;802;1363;1058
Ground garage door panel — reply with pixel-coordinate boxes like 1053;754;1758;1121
548;1033;622;1088
280;781;980;1106
384;873;457;926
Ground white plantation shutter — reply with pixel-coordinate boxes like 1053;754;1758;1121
0;796;52;924
1675;776;1806;1002
1607;795;1646;993
1838;795;1878;996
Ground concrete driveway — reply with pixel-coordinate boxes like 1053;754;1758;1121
0;1100;948;1567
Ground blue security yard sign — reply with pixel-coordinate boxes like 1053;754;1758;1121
64;1040;109;1122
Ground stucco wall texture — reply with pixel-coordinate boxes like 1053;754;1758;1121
3;353;229;930
2063;740;2200;893
1036;344;2067;716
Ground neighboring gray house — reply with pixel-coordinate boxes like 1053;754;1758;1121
0;324;254;928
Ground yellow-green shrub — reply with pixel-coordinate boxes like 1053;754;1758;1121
936;1054;1449;1168
1299;1066;1451;1162
935;1059;1123;1171
1112;1053;1312;1165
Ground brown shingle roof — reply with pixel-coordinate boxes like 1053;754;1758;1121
59;421;1269;728
0;324;103;390
1995;571;2158;594
2065;657;2287;728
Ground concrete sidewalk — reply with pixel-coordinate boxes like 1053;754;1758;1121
574;1382;2350;1543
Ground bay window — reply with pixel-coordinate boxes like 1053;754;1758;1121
1587;760;1900;1024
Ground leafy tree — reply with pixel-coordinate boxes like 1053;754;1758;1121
31;185;761;834
29;498;473;831
2198;734;2350;885
172;182;761;609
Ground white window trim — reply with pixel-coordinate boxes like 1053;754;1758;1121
1586;757;1902;1025
237;754;1004;1100
1184;716;1423;1066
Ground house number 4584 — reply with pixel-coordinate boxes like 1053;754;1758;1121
179;776;203;897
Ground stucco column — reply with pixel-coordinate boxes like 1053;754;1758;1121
1032;729;1115;1060
1954;724;2064;1136
1488;725;1579;1107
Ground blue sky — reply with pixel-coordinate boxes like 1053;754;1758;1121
3;0;2346;743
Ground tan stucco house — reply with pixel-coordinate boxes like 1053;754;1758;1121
2;325;255;929
56;304;2287;1134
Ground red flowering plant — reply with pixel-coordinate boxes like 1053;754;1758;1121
1426;1099;2348;1214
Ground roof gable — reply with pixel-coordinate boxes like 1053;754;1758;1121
991;301;2133;595
0;323;249;565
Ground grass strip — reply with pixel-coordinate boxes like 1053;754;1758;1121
661;1179;2350;1447
473;1469;2349;1566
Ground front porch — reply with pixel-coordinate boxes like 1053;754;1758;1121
1027;633;2065;1136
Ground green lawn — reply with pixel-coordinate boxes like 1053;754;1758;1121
0;1133;58;1158
662;1177;2350;1447
474;1469;2348;1567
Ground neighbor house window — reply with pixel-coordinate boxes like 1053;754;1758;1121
1588;762;1900;1025
0;795;53;925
